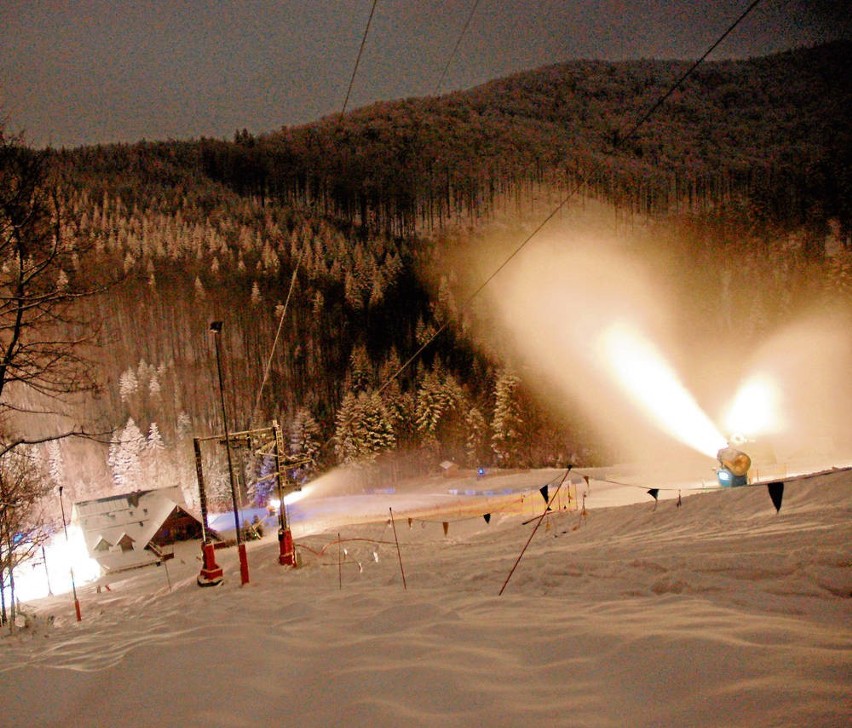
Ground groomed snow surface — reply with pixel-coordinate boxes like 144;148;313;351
1;467;850;727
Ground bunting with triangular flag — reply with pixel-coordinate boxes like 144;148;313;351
647;489;659;511
539;485;549;504
767;481;784;513
442;521;449;536
677;490;682;508
483;513;491;524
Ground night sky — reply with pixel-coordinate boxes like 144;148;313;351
1;0;848;148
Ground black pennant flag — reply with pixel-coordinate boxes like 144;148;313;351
647;489;660;511
767;481;784;513
539;485;549;504
483;513;491;524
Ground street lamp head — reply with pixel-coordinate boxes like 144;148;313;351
210;321;223;333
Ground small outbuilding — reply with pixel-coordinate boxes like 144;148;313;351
72;486;207;574
439;460;460;478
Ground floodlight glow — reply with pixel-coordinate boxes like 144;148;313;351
11;524;101;602
284;486;309;506
599;322;727;458
724;374;784;439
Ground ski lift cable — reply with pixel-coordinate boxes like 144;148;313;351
341;0;380;118
257;12;385;417
616;0;764;145
434;0;482;95
374;0;765;397
249;244;307;428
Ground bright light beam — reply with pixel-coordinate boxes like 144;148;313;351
12;524;101;602
284;485;310;506
724;373;784;440
599;322;727;458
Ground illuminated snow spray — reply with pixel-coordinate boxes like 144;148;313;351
599;323;781;487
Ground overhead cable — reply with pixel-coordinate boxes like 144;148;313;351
376;0;765;395
342;0;380;117
434;0;481;95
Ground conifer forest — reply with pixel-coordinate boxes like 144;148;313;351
1;41;850;512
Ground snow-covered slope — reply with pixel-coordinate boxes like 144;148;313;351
2;468;849;727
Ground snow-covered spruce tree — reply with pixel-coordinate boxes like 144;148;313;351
142;421;166;486
45;439;64;491
119;367;139;403
333;392;363;465
378;348;416;446
289;407;321;482
414;367;466;461
334;391;395;467
360;391;396;459
248;454;276;507
491;371;524;468
346;343;373;394
107;417;145;491
464;406;489;467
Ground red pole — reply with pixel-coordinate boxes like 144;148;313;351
238;543;250;585
278;526;295;566
198;541;223;587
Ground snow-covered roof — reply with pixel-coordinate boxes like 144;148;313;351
71;486;199;573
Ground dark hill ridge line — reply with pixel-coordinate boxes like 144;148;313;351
63;41;850;239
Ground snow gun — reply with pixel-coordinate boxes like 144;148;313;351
716;446;751;487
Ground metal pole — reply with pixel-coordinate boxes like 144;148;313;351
499;466;572;596
58;486;82;621
194;436;223;587
210;321;249;585
273;420;296;566
42;545;53;596
193;437;211;539
388;508;407;591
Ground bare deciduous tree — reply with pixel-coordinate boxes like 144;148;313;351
0;129;111;613
0;448;51;628
0;129;108;455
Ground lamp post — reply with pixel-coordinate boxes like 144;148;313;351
209;321;250;585
57;486;82;621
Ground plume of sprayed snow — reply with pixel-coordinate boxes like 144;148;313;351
454;198;852;466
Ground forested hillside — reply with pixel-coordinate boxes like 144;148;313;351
13;41;851;508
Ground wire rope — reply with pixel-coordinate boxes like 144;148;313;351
341;0;380;117
249;245;306;428
434;0;481;95
373;0;765;396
